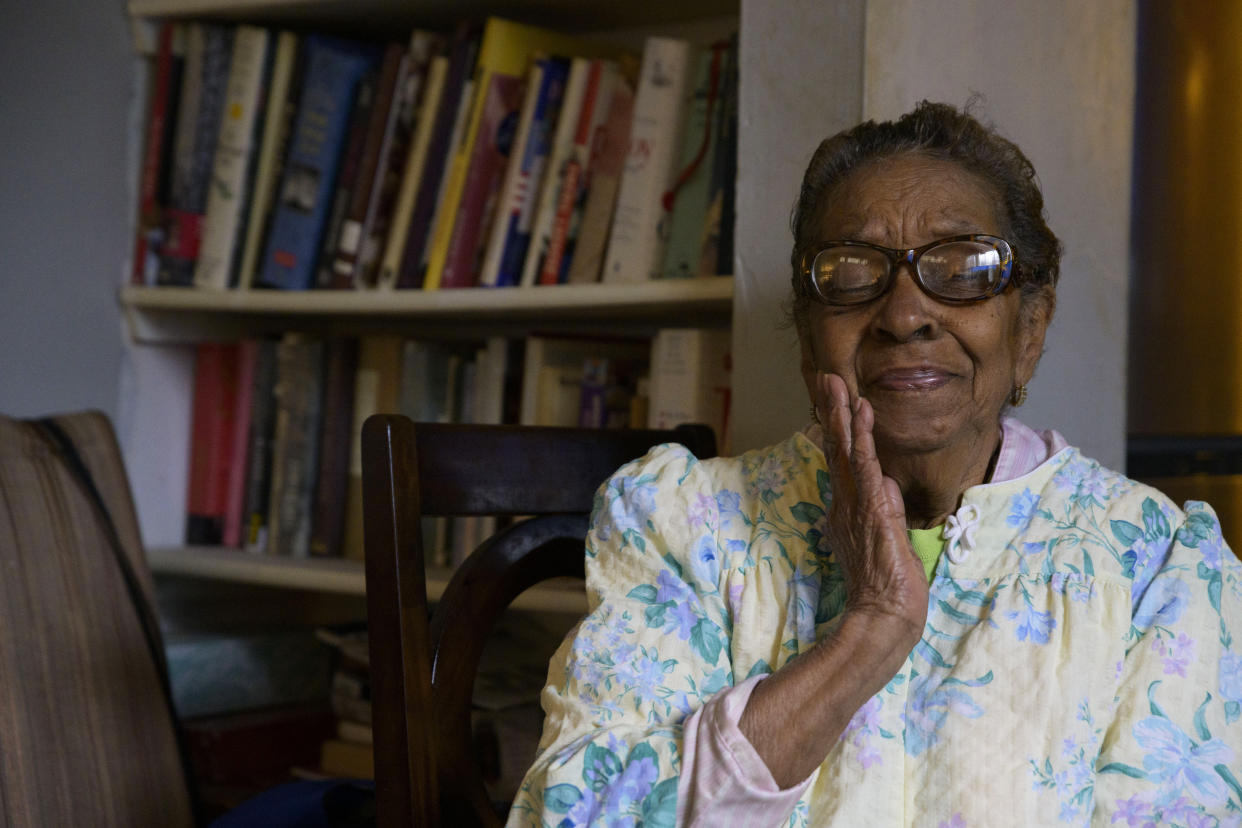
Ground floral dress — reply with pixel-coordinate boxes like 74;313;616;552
507;431;1242;827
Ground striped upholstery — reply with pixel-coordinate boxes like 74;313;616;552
0;411;193;827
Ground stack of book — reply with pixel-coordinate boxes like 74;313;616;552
183;327;730;558
131;18;737;294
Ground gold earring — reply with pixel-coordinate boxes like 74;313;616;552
1010;385;1028;407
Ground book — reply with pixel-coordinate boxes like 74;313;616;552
394;22;482;289
186;342;241;545
537;59;619;285
519;335;648;426
223;339;258;548
414;77;475;287
340;335;404;560
355;32;444;289
266;334;326;557
658;44;721;280
565;73;634;284
646;328;731;451
700;34;738;278
308;338;358;558
194;25;272;289
328;43;405;289
519;57;590;288
318;738;373;779
241;338;279;552
578;354;644;429
159;22;233;286
601;37;693;284
235;31;303;290
312;73;378;289
131;21;185;286
257;35;381;290
437;70;527;289
477;56;570;288
422;18;604;291
377;54;448;289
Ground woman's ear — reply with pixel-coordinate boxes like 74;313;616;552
1015;286;1056;386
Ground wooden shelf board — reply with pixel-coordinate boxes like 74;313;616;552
120;280;733;342
147;546;588;613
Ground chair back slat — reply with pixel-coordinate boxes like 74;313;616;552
361;415;716;827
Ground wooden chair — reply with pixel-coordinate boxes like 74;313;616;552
361;415;717;827
0;411;196;827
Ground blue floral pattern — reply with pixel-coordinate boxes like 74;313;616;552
508;433;1242;827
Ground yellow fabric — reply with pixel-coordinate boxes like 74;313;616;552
907;526;945;583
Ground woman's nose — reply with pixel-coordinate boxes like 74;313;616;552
870;262;939;342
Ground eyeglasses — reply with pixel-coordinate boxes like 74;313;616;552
800;234;1016;306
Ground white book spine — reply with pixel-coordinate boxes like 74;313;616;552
518;58;590;288
647;328;731;442
478;60;545;288
193;26;270;289
235;31;298;290
602;37;693;284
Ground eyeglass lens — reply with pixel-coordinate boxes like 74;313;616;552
810;239;1007;304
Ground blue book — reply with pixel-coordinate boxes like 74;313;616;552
258;35;381;290
490;57;570;287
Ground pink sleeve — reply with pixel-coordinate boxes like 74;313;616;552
675;675;815;826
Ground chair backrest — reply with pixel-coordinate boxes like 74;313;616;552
361;415;716;828
0;411;195;827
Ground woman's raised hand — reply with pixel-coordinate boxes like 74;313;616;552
815;372;929;641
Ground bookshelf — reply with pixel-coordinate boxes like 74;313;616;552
121;278;733;343
123;0;740;600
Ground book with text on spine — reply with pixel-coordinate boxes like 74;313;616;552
601;37;693;284
194;26;271;290
257;35;381;291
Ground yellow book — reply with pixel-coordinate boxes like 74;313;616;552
421;18;611;290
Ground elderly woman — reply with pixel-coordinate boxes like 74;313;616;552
507;102;1242;826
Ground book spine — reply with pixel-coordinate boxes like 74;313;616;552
329;44;405;289
223;339;258;547
492;57;569;287
186;342;241;545
241;339;279;552
194;26;271;289
477;58;546;288
312;73;378;289
267;335;325;557
438;71;526;289
538;60;616;285
159;23;234;286
258;35;380;291
132;22;184;286
519;57;590;288
235;32;303;289
308;338;358;557
658;46;717;281
355;38;440;289
566;74;634;284
602;37;693;284
394;23;482;289
377;55;448;289
646;328;731;447
706;35;738;278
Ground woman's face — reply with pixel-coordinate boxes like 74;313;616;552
800;153;1051;457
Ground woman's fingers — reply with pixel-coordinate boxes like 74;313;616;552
816;373;855;498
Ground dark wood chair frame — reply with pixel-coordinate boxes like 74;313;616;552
361;415;716;827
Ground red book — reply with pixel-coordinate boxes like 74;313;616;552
438;71;526;288
186;343;241;545
131;22;184;285
222;340;257;547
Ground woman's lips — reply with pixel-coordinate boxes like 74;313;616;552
868;368;955;391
